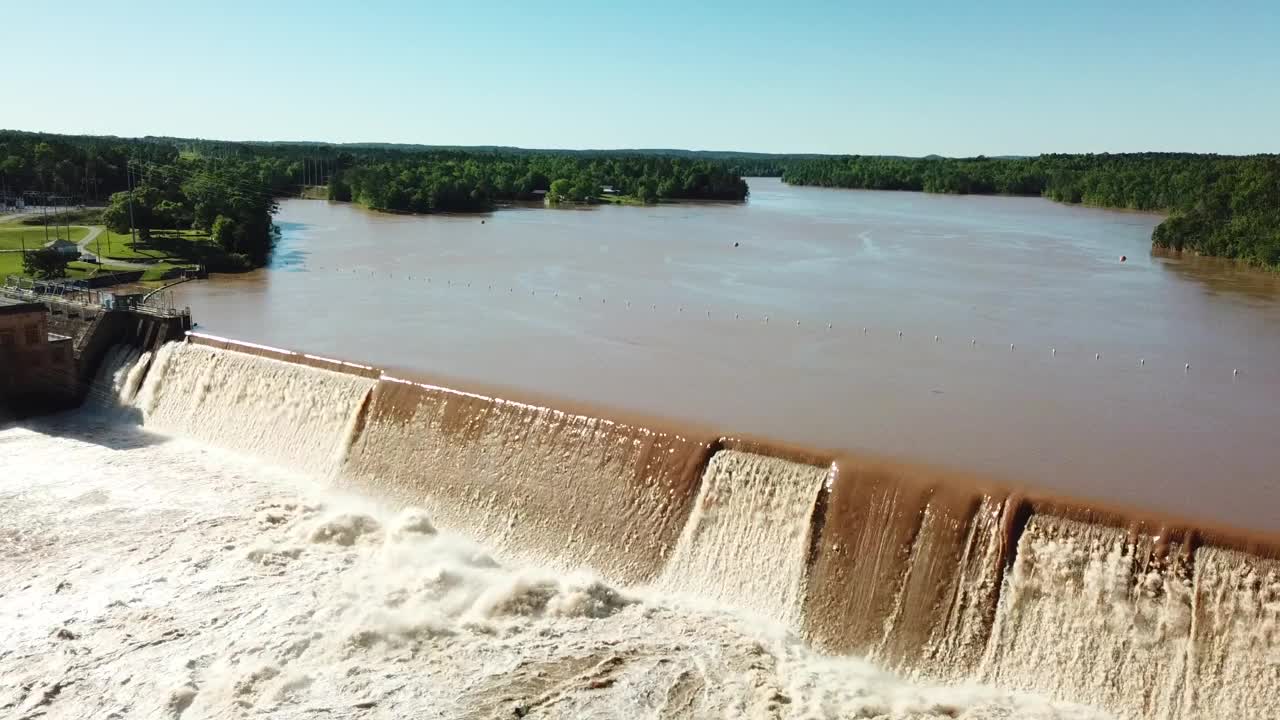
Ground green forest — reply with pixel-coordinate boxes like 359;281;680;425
0;131;287;271
3;130;1278;271
330;154;750;211
782;154;1280;269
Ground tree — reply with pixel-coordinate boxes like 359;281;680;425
210;215;235;252
102;186;161;244
570;178;597;202
22;248;69;279
548;178;573;204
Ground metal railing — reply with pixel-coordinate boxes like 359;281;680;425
2;275;191;319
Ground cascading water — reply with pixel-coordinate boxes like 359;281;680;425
87;344;150;407
656;450;828;626
3;336;1276;719
134;342;375;477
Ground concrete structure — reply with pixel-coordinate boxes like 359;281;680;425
1;277;192;418
0;297;76;416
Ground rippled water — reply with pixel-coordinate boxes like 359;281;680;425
172;179;1280;530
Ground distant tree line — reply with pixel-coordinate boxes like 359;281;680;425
329;154;750;212
6;131;1276;270
783;154;1280;269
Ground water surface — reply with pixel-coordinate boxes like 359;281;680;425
174;178;1280;531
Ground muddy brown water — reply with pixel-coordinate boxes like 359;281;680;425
173;178;1280;533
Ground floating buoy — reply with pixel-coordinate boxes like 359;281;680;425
481;220;485;224
898;330;903;338
1185;363;1190;371
1120;255;1127;262
1095;353;1100;360
827;322;832;329
733;241;739;248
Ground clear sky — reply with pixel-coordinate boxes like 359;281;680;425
5;0;1277;155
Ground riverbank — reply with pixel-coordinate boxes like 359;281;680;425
781;154;1280;271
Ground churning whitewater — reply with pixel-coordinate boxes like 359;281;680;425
0;344;1113;720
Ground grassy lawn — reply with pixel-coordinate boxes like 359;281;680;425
0;252;23;278
93;229;220;264
0;253;130;282
2;225;213;284
0;226;89;251
0;252;193;284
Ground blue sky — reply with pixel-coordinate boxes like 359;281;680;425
4;1;1277;155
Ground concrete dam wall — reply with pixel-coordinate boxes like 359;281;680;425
110;333;1279;719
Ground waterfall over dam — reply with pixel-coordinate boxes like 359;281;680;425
106;333;1280;719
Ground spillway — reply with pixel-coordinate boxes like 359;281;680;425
7;333;1277;719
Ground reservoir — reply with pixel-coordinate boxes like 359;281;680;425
173;177;1280;532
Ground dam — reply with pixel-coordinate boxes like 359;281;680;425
4;330;1272;718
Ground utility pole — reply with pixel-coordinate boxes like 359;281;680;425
127;161;137;248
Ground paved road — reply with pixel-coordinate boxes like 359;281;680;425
76;226;152;269
0;225;153;270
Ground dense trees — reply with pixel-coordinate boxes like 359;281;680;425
2;131;280;271
99;158;279;268
333;153;748;212
783;154;1280;269
5;130;1276;270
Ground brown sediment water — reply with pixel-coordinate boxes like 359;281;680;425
337;372;713;585
172;179;1280;533
127;333;1279;719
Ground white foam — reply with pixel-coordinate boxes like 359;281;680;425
0;417;1111;719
